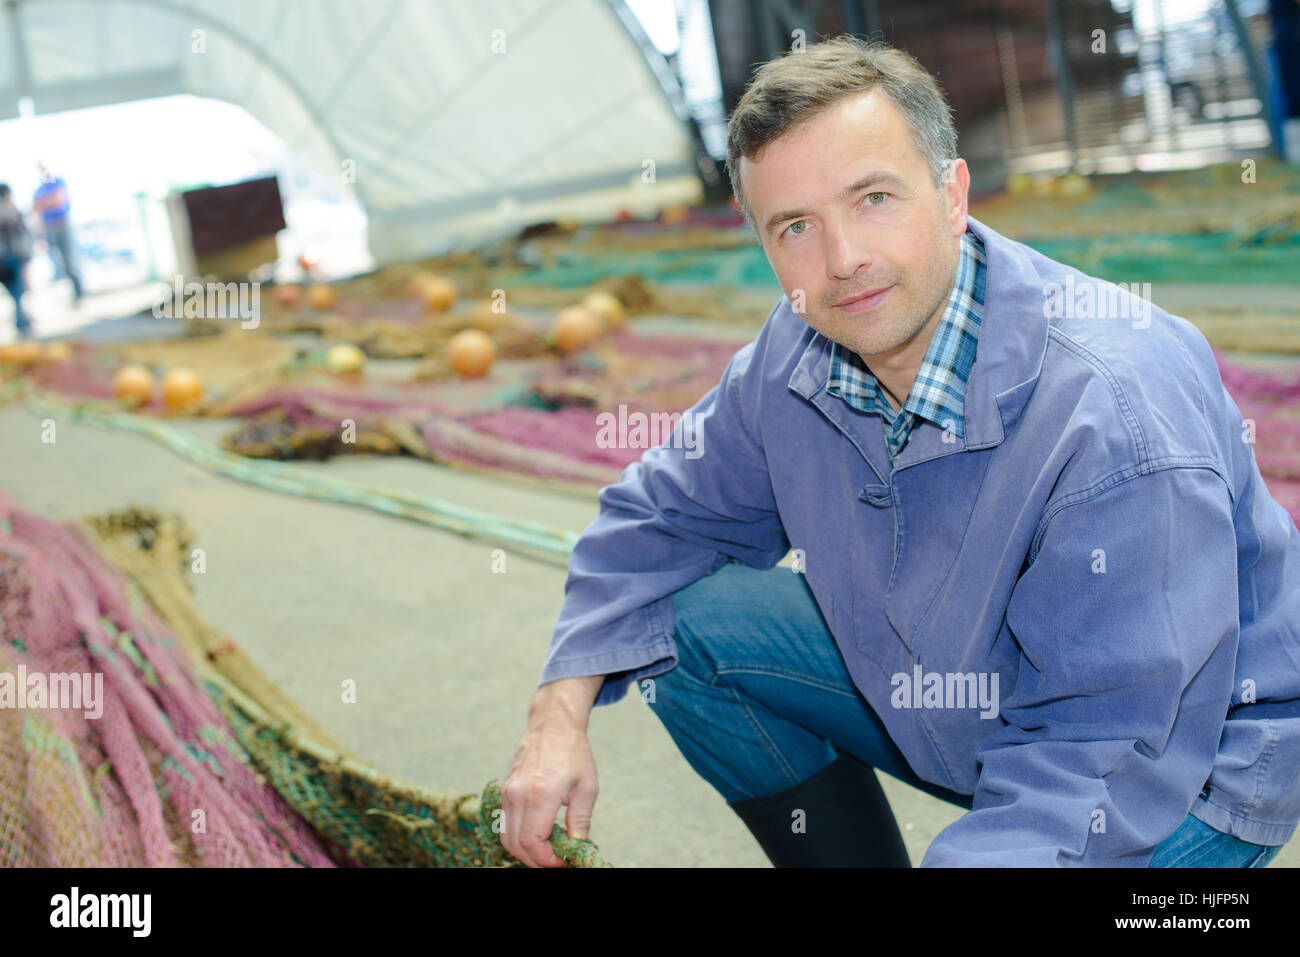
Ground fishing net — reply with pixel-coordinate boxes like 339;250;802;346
213;328;747;487
0;492;609;867
4;317;1298;520
0;494;334;867
462;163;1300;290
1216;351;1300;523
967;160;1300;285
3;321;751;495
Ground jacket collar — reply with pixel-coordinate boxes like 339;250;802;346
787;215;1049;466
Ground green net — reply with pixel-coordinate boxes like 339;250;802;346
1;497;609;868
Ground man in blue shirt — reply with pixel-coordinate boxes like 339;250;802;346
33;162;83;303
499;37;1300;868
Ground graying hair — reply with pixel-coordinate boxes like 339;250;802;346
725;35;959;232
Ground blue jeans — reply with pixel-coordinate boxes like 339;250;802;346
645;560;1281;868
45;224;82;300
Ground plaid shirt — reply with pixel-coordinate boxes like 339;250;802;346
826;229;986;466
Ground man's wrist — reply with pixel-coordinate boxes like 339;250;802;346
529;674;604;729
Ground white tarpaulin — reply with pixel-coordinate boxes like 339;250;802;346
1;0;704;262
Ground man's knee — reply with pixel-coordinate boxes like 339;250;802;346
666;562;753;679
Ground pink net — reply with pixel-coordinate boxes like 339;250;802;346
1215;349;1300;528
0;490;339;867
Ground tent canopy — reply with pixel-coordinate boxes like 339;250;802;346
1;0;704;262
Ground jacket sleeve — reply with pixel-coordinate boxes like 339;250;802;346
536;335;792;707
922;465;1240;866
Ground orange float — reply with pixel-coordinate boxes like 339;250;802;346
162;368;203;410
582;292;625;330
1;342;40;368
306;284;338;311
326;344;366;374
419;277;457;313
553;305;604;355
447;329;497;378
113;365;155;406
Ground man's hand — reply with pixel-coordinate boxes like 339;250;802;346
500;675;604;867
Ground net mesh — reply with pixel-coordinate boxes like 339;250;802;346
11;323;749;495
1215;351;1300;523
0;494;609;867
0;494;335;866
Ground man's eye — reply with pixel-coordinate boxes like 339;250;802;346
864;191;887;206
787;220;808;237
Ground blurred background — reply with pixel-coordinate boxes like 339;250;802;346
0;0;1294;324
0;1;1297;870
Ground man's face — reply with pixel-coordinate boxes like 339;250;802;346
740;89;969;363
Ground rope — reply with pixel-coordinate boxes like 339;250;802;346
24;393;581;561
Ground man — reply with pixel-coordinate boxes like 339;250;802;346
33;162;83;303
0;184;34;339
502;36;1300;867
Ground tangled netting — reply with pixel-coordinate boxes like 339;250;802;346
11;328;1296;522
0;492;609;867
217;330;747;487
10;326;748;495
1217;351;1300;526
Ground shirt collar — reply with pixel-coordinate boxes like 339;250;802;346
787;216;1052;470
825;228;985;436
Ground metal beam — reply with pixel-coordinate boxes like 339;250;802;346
1044;0;1077;170
863;0;881;39
4;0;33;109
1223;0;1281;158
12;66;184;116
841;0;863;38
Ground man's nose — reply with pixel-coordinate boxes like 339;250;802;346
823;221;872;280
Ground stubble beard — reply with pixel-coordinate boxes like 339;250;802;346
815;232;958;362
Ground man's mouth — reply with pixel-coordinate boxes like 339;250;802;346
834;285;895;313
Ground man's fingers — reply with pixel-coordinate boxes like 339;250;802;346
501;781;566;867
565;778;598;841
518;796;566;867
500;786;542;868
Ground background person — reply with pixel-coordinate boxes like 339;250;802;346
0;183;34;339
32;162;83;304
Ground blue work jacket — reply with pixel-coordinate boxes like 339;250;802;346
537;214;1300;865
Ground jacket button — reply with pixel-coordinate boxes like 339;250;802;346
859;485;893;507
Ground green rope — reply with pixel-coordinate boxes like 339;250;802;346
477;780;611;868
24;394;581;560
360;787;609;868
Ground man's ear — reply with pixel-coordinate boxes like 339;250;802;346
943;158;970;237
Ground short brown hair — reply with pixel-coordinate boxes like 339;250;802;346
726;35;958;232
